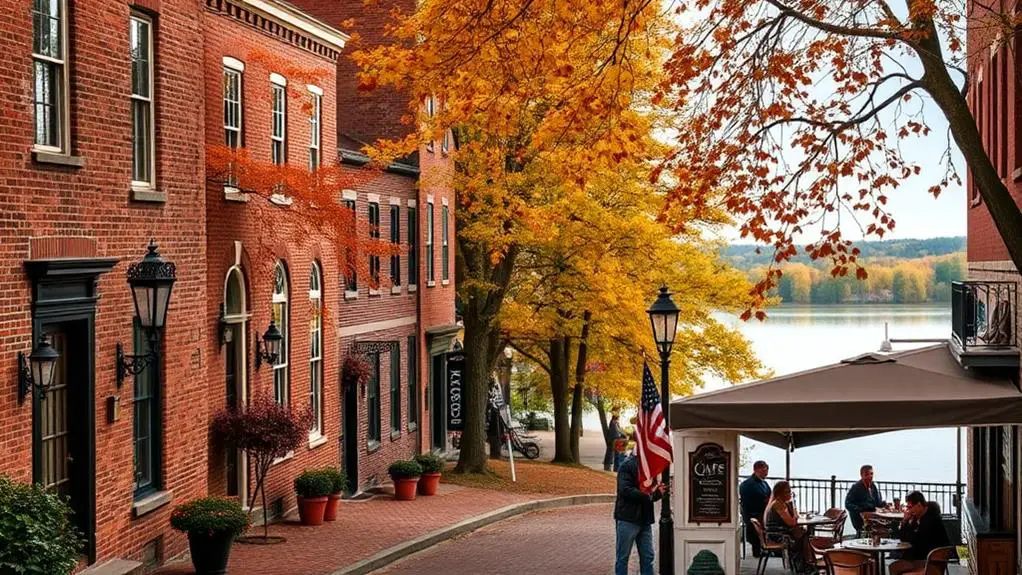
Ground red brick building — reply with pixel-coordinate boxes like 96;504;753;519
964;5;1022;573
0;0;457;571
0;0;209;571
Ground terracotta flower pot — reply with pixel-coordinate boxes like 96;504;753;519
187;530;235;575
392;477;420;501
324;493;342;521
297;496;328;526
417;472;441;496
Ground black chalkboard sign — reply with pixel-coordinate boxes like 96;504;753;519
688;442;731;524
446;352;465;431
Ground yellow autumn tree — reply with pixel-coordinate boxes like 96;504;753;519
354;0;680;473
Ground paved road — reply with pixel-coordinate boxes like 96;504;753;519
371;503;651;575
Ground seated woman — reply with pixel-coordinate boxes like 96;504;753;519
764;481;817;575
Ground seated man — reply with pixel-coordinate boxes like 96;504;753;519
889;491;951;575
845;464;885;536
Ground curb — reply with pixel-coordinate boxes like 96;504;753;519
329;493;615;575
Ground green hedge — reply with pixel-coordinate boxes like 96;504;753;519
388;460;423;479
170;497;248;537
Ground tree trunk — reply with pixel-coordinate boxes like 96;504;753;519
568;311;591;464
549;337;574;463
915;23;1022;273
454;309;500;473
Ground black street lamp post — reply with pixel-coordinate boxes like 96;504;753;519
647;285;680;575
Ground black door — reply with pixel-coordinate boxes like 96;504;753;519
35;321;92;562
225;324;241;497
342;380;358;493
431;353;446;451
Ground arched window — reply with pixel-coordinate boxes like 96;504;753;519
272;261;289;406
309;262;323;437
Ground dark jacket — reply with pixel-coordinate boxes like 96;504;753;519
614;456;662;525
739;475;771;524
845;480;884;529
896;502;951;561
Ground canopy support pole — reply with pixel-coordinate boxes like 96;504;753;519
785;433;792;481
956;427;962;522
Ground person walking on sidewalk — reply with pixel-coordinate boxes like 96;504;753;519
604;411;627;471
614;454;667;575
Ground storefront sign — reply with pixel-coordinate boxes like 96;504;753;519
688;442;731;524
446;352;465;431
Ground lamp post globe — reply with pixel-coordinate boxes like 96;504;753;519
647;285;678;575
29;335;60;390
126;240;177;335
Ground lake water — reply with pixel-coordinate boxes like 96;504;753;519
714;304;966;484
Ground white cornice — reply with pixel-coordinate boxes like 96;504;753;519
236;0;349;51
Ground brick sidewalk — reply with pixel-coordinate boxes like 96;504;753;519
155;484;537;575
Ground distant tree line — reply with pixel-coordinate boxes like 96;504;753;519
741;252;966;304
722;237;965;269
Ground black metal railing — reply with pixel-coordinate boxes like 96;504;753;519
761;476;963;519
952;281;1017;350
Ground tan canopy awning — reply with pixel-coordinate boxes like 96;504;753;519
670;343;1022;449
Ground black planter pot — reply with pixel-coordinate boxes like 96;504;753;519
187;530;235;575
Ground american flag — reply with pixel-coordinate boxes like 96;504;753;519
636;361;673;493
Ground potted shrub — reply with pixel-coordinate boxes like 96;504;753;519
0;474;82;574
413;453;445;496
170;497;248;575
294;469;332;526
321;467;348;521
388;460;423;501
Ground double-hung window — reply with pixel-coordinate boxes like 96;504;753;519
308;87;322;171
309;263;323;438
407;336;418;428
390;204;401;287
271;261;290;406
33;0;69;152
369;201;381;288
426;202;435;284
133;321;159;497
368;353;381;445
271;77;286;166
223;62;243;187
344;199;357;292
407;207;418;287
390;346;401;434
130;13;154;187
442;204;450;282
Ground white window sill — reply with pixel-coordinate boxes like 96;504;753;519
408;285;417;293
132;490;173;518
224;186;248;202
308;434;328;449
344;290;358;300
32;148;84;168
442;279;450;286
270;193;293;206
369;289;381;297
391;286;402;295
427;281;436;288
408;422;418;432
367;440;381;453
272;451;295;466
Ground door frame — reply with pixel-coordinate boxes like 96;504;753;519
26;256;117;566
430;352;446;452
222;266;249;505
342;380;359;493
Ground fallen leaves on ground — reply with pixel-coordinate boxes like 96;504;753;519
443;459;616;495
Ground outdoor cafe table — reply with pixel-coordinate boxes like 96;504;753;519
873;510;905;521
797;514;835;536
843;538;911;575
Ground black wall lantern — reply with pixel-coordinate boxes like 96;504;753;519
117;240;176;386
18;335;60;403
255;320;283;370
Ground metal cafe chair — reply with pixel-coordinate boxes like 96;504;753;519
903;546;955;575
751;518;793;575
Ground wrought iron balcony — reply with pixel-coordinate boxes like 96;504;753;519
951;281;1019;368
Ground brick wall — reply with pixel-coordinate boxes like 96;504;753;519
966;7;1022;263
0;0;208;567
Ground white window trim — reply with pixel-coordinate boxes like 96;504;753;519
308;91;321;171
309;262;323;438
223;68;243;149
270;72;287;87
307;84;324;96
367;193;381;203
426;201;435;283
389;197;400;206
407;199;417;208
342;189;358;201
130;12;156;188
272;262;289;407
32;0;70;154
271;83;286;165
223;56;245;72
